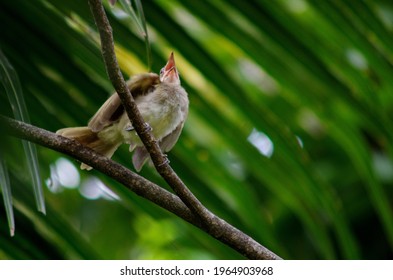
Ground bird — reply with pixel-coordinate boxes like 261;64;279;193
57;52;189;171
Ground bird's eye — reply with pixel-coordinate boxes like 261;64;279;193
160;68;164;75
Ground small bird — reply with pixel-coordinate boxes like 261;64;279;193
57;52;189;171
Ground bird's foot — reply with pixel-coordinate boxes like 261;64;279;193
142;122;152;133
158;154;170;167
125;124;134;132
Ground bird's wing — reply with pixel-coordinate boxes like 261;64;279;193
131;124;186;171
128;73;160;97
132;146;149;172
88;73;160;132
159;123;185;152
88;93;123;132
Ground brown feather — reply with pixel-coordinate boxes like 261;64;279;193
88;93;122;132
88;73;160;132
127;73;160;97
56;126;120;170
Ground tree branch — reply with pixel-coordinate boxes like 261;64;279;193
1;116;196;225
87;0;214;224
86;0;281;260
1;0;282;260
1;116;282;260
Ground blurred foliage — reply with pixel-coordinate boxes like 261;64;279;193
1;0;393;259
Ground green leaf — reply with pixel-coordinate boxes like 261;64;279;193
117;0;152;68
0;48;46;215
1;0;393;259
0;157;14;236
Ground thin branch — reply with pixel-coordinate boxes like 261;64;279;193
87;0;281;260
1;116;196;225
87;0;226;230
1;116;282;260
2;0;282;260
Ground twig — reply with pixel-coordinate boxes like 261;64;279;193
12;0;283;259
87;0;281;260
87;0;220;228
1;116;282;260
1;116;196;224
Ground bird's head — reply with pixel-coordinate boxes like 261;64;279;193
159;52;180;85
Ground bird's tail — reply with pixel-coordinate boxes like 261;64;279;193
56;127;120;170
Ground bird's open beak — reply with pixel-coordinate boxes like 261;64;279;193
160;52;179;84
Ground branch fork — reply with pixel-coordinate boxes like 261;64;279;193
2;0;282;260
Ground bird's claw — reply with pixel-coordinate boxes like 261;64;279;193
125;124;134;132
143;122;152;133
158;154;170;167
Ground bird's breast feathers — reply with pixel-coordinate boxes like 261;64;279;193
120;83;188;145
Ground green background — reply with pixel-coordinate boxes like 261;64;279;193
1;0;393;259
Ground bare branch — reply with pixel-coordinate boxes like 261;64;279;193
87;0;226;229
1;116;282;260
86;0;282;260
1;0;282;260
1;116;197;225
